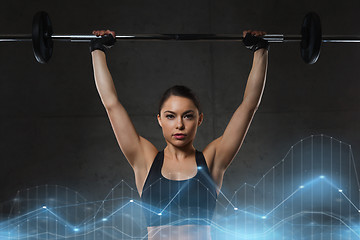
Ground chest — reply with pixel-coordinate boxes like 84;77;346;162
161;157;198;181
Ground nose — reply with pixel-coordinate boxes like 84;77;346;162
176;117;184;130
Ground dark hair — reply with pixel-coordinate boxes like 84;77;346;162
158;85;202;115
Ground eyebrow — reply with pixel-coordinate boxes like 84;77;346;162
163;110;195;115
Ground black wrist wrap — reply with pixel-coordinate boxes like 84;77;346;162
90;34;116;53
243;33;269;52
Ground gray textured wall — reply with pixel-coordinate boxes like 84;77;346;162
1;0;360;211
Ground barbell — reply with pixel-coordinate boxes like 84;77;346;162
1;11;359;64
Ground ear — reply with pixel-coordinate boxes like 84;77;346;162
198;113;203;127
157;114;162;128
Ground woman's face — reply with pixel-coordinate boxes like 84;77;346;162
157;95;203;148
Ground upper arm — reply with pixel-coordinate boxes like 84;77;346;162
106;101;158;169
206;103;257;172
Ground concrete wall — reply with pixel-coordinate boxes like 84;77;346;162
1;0;360;210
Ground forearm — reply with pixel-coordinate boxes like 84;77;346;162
91;50;119;108
243;49;268;110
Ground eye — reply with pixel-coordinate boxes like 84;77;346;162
184;114;194;119
166;114;174;119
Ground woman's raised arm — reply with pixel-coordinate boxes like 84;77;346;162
205;30;268;174
91;32;157;170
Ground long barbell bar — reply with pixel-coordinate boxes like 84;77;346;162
52;34;286;42
1;33;360;43
0;11;357;64
0;33;286;42
0;34;32;42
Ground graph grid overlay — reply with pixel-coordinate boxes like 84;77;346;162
0;134;359;239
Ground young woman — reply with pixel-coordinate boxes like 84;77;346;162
91;30;268;240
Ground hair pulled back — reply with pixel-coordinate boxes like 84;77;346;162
158;85;202;116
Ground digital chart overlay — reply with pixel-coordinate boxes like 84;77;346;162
1;134;359;239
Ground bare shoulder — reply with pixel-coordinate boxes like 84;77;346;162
203;137;226;191
135;136;159;170
202;137;222;172
129;136;159;195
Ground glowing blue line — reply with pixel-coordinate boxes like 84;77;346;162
1;134;359;240
131;199;164;217
43;207;76;229
160;181;189;214
339;191;360;212
107;201;131;218
263;187;303;218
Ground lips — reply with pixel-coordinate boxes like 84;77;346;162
173;133;186;139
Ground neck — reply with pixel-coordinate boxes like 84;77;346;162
164;143;196;161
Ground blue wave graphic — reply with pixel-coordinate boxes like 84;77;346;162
1;134;359;239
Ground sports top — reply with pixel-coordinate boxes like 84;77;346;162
140;150;218;227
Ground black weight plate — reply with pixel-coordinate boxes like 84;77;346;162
32;11;53;64
301;12;322;64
